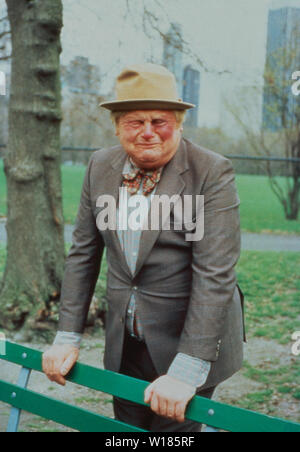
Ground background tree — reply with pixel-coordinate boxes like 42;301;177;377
262;21;300;220
0;0;65;332
60;57;117;154
227;19;300;221
0;14;10;61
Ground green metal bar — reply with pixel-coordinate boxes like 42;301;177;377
2;342;41;371
186;395;300;433
0;380;146;432
1;341;300;432
1;341;149;405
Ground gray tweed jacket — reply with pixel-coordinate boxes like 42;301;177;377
58;138;245;390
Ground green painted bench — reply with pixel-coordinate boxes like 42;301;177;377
0;341;299;432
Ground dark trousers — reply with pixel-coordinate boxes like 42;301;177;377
113;332;216;432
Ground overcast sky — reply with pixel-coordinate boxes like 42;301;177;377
0;0;300;88
270;0;300;8
59;0;299;94
1;0;299;92
61;0;271;89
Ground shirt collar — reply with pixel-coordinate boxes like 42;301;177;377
122;156;164;176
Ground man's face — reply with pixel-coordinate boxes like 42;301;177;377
115;110;182;169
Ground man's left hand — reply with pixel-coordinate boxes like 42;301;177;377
144;375;196;423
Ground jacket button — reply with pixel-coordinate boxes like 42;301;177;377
120;317;124;324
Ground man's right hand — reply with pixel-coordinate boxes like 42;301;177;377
42;344;79;386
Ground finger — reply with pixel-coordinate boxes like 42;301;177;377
42;353;46;372
47;360;66;385
42;354;55;381
166;400;176;420
60;351;78;376
174;401;186;423
144;383;154;404
158;398;168;417
150;393;159;415
45;366;66;386
43;353;65;385
55;375;66;386
49;374;66;386
42;351;55;375
42;353;50;375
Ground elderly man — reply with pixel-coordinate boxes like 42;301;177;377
43;63;245;432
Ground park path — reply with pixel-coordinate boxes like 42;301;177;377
0;220;299;252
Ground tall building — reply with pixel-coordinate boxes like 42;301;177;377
263;6;300;130
182;65;200;127
60;57;102;148
162;23;184;97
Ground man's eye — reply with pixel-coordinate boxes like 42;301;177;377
153;120;166;126
130;121;143;127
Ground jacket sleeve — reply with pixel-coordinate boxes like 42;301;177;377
177;157;241;362
58;153;105;333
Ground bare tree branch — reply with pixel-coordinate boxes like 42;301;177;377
0;30;10;39
140;2;230;75
0;10;10;60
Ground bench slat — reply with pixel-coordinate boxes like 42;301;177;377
0;379;146;432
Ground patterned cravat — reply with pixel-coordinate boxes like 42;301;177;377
122;159;162;196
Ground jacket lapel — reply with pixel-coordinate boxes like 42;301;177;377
133;139;189;279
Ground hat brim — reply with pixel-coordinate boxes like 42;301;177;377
99;99;195;112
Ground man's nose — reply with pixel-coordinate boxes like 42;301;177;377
141;122;155;139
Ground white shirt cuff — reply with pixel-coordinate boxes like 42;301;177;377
53;331;82;349
167;353;211;389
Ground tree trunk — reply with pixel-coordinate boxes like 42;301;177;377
0;0;65;331
286;177;300;220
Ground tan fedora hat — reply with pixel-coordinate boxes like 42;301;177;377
100;63;195;111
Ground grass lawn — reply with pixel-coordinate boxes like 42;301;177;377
236;175;300;235
237;251;300;343
0;160;299;234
